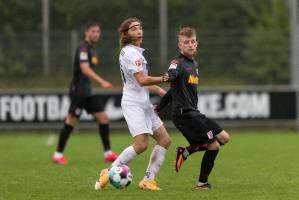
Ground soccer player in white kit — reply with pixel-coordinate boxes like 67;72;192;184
95;18;171;191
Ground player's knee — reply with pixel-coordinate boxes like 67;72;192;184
223;133;230;144
95;113;109;124
222;132;230;144
101;115;109;124
65;114;78;127
133;142;148;154
161;136;171;149
217;130;230;144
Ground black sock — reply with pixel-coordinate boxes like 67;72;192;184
56;123;73;153
199;150;219;183
99;123;111;151
186;144;208;155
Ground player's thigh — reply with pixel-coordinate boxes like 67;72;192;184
132;134;149;154
173;115;218;146
149;108;163;132
150;109;171;148
68;95;85;119
86;95;105;114
152;125;171;149
204;117;223;136
122;104;152;137
172;117;201;145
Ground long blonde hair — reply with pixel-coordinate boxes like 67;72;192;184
118;18;142;48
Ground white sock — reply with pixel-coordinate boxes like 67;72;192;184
54;152;63;158
104;150;112;157
144;145;167;180
111;146;137;166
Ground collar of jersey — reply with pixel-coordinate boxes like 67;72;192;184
84;40;95;48
127;44;145;53
180;53;194;62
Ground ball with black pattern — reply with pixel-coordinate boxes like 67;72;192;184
108;164;133;189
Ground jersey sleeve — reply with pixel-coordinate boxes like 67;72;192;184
123;50;143;74
78;46;89;63
167;59;180;81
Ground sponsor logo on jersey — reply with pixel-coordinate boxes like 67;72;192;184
188;74;199;84
80;51;88;60
135;58;142;67
207;130;213;140
91;56;98;64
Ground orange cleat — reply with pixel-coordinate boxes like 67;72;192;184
139;180;161;191
95;168;109;191
175;147;187;172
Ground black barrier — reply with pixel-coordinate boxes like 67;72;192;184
0;93;122;123
157;91;296;121
0;90;296;128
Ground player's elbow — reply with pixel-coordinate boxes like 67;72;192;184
138;82;147;87
81;67;90;76
80;64;92;75
137;77;149;86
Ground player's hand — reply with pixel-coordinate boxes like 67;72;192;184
162;73;169;82
101;81;113;89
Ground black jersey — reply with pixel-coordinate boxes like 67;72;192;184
157;54;200;116
69;41;98;97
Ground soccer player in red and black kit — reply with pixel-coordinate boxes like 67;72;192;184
52;22;118;165
156;27;230;190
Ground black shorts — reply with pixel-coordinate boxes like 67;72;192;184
68;95;105;118
172;111;223;147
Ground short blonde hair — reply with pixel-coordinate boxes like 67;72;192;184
178;27;197;39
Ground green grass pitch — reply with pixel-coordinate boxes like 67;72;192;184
0;129;298;200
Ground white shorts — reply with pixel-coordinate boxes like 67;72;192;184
121;104;163;137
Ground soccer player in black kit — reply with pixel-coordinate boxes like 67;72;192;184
52;22;118;165
156;27;230;190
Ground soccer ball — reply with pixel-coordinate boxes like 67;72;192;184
108;164;133;189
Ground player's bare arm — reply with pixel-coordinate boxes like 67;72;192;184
80;62;112;89
148;85;166;97
134;71;168;86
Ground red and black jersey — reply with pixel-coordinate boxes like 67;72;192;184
157;54;200;116
69;41;98;97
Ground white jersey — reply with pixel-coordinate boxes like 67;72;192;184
119;44;152;108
